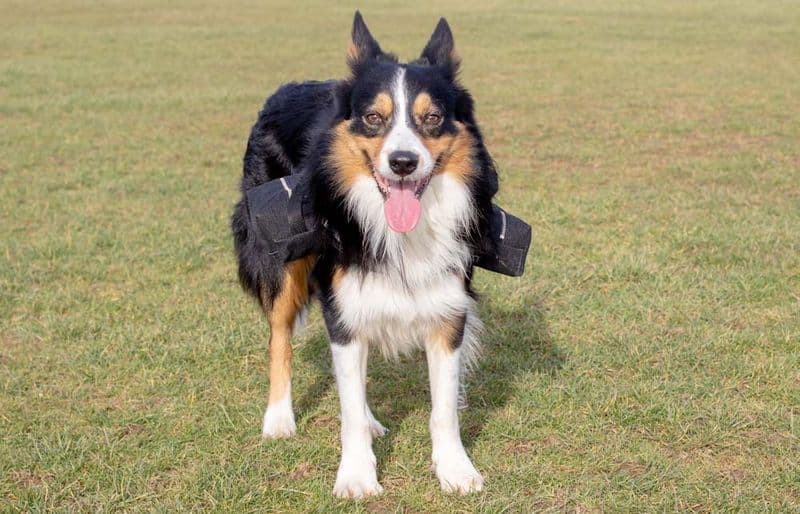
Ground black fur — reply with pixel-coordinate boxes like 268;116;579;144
231;80;336;304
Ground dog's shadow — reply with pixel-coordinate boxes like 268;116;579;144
293;287;563;462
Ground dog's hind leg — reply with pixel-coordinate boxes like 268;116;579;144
360;342;388;438
261;256;314;439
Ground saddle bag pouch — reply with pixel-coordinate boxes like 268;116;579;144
474;205;532;277
246;175;531;276
245;174;321;263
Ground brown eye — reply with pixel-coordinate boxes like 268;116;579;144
425;112;442;125
364;113;383;126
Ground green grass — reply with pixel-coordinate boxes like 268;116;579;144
2;0;799;511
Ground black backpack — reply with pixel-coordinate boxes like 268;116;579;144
244;175;531;277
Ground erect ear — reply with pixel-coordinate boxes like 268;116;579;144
347;11;383;69
420;18;460;74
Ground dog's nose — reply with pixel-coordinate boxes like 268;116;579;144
388;151;419;176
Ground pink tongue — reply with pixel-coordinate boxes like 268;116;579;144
383;180;421;233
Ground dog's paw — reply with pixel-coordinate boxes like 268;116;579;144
261;405;296;439
333;456;383;499
366;409;388;438
433;452;484;494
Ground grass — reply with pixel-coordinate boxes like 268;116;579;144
1;0;799;511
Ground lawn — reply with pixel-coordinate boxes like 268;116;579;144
1;0;799;511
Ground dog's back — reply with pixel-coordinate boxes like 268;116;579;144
241;80;337;192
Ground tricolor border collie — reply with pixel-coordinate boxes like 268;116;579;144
232;12;501;497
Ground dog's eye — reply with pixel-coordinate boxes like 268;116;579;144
364;113;383;126
424;112;442;125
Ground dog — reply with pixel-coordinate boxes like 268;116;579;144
231;12;500;497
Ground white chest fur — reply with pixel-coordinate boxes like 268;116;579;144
333;269;473;357
335;173;479;358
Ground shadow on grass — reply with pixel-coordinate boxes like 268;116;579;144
292;289;563;463
461;294;564;448
293;333;334;420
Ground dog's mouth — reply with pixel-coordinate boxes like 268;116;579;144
373;172;431;233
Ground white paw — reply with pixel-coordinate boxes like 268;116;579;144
433;452;484;494
366;409;388;438
261;405;296;439
333;455;383;499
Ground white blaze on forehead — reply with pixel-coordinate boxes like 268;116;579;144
378;68;433;180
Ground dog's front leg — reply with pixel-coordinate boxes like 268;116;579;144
426;319;484;494
331;338;383;498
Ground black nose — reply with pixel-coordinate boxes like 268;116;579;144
388;151;419;176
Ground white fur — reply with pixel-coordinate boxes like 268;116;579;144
426;343;483;493
331;340;383;498
377;68;434;182
261;387;296;439
344;173;475;285
366;405;388;437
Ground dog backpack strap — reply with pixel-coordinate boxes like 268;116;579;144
283;173;324;261
284;174;307;235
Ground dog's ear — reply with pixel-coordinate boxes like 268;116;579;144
420;18;461;75
348;11;382;70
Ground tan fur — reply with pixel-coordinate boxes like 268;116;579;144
331;266;346;289
370;93;393;120
328;121;385;191
264;255;315;406
346;42;361;65
412;92;434;124
421;121;476;184
429;313;466;353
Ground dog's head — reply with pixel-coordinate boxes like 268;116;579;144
327;12;489;235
